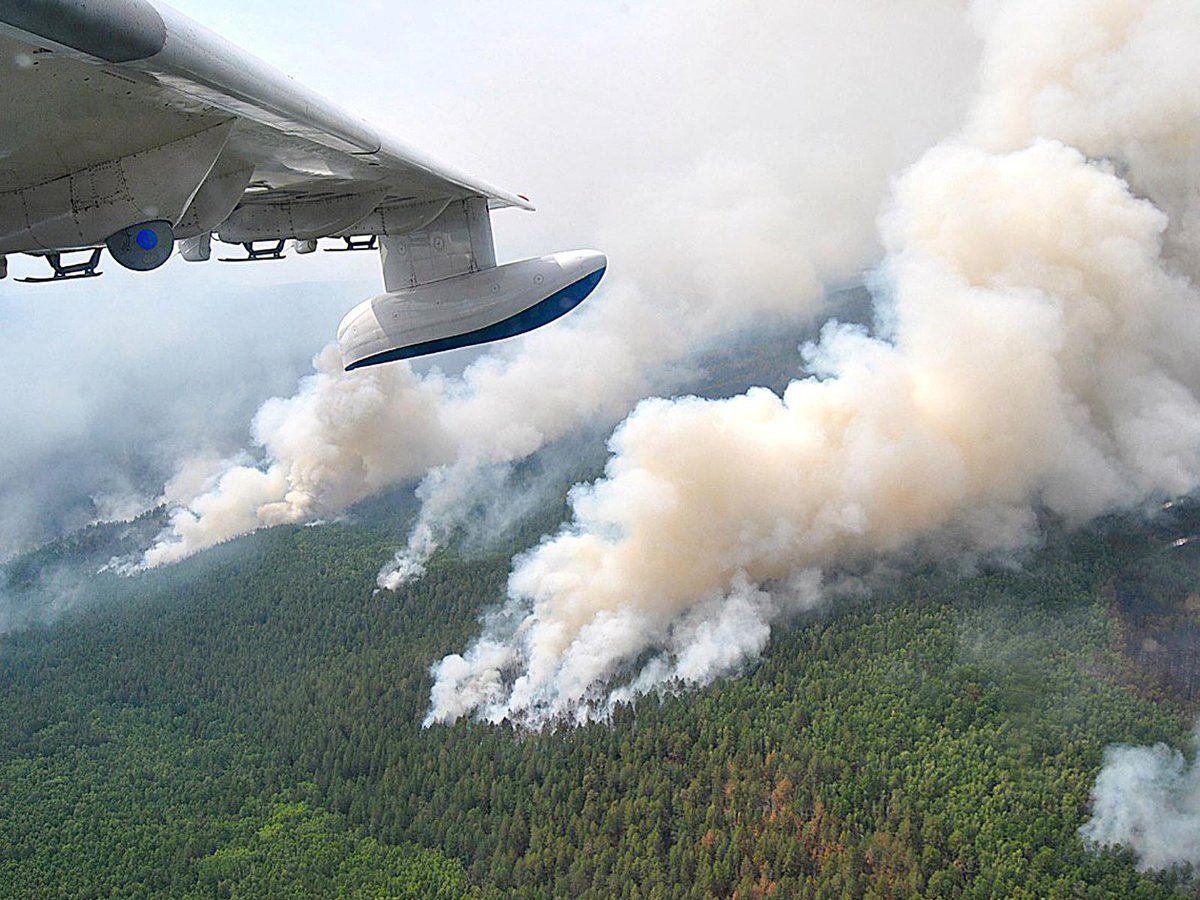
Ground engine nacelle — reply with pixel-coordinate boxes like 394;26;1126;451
337;250;606;371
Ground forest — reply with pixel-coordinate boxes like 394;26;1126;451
2;482;1199;897
2;318;1200;897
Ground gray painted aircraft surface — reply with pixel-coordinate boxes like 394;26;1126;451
0;0;606;369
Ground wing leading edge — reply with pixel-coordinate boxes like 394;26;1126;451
0;0;603;368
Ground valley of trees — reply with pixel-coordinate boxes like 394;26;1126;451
3;319;1199;897
2;491;1199;897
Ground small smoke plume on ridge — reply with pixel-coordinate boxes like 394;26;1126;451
1081;726;1200;872
138;0;975;568
427;0;1200;727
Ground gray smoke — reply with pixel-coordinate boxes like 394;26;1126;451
1081;727;1200;872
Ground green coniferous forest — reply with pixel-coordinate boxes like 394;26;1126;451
2;482;1199;897
3;328;1199;897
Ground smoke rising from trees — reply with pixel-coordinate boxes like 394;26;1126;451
426;0;1200;726
1081;726;1200;872
138;0;977;566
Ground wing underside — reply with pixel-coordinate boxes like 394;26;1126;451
0;0;531;255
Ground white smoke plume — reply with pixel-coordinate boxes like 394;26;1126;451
428;570;826;727
379;448;590;591
142;346;451;567
140;0;976;567
427;0;1200;726
1081;726;1200;872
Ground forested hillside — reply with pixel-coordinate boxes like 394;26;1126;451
2;308;1199;897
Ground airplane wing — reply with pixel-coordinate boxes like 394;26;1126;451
0;0;605;369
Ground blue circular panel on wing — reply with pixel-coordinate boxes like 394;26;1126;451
107;220;174;271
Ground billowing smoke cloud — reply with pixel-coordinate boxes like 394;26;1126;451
1081;726;1200;872
427;0;1200;726
138;0;977;567
965;0;1200;273
428;570;828;726
142;345;451;567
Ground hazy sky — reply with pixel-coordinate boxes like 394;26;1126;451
1;0;620;552
0;0;978;556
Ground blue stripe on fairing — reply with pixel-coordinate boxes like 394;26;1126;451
346;267;606;371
